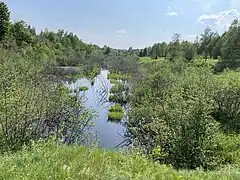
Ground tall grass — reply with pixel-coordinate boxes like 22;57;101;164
1;142;240;179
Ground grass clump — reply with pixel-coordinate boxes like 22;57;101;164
109;104;123;113
108;112;123;122
108;104;123;122
79;86;88;92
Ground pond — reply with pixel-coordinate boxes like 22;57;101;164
66;69;126;149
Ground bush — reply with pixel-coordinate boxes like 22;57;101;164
212;72;240;133
213;133;240;165
127;63;223;169
0;49;94;153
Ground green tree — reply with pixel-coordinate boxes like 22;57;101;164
198;27;218;59
168;33;181;60
0;2;10;41
10;21;34;46
105;46;111;55
181;41;195;61
221;19;240;61
143;47;148;56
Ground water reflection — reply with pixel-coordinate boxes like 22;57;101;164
66;69;126;149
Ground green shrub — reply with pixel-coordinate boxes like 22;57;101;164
128;63;222;170
213;133;240;165
0;49;94;153
212;72;240;133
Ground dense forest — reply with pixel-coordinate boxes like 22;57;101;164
1;1;240;179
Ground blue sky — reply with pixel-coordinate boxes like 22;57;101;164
3;0;240;49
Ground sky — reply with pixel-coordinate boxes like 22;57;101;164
3;0;240;49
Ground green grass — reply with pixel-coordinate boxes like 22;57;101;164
138;57;165;64
108;104;123;122
110;79;119;84
109;104;123;113
108;112;123;122
79;86;88;92
1;142;240;179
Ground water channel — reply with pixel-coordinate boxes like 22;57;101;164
66;69;126;149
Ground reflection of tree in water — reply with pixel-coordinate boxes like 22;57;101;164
92;73;111;106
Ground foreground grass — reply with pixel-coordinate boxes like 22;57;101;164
1;143;240;179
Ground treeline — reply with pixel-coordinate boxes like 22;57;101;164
139;29;221;61
139;20;240;70
0;2;103;67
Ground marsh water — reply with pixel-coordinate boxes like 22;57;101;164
66;70;126;148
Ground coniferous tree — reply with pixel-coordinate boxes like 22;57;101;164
0;2;10;41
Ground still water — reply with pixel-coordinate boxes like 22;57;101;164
66;70;126;148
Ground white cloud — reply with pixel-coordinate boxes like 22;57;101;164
198;9;240;32
166;11;178;16
115;29;127;35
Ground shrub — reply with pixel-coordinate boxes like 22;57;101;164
213;133;240;165
212;72;240;133
127;63;222;169
0;49;94;153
